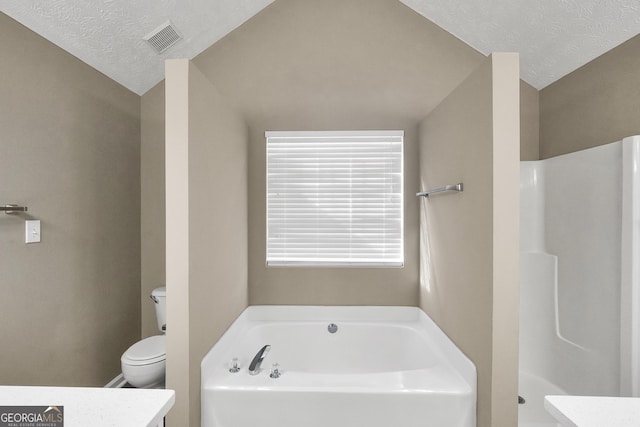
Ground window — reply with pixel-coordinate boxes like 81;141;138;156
266;130;404;266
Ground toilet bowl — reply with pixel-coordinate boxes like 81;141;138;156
121;335;166;387
121;286;166;388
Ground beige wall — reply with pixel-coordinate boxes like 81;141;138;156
165;59;249;427
165;60;190;425
0;12;141;386
144;0;538;312
419;54;520;427
141;82;166;338
193;0;485;125
190;0;486;305
540;34;640;158
490;54;520;427
520;81;540;160
248;122;419;305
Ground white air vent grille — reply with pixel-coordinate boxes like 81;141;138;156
144;21;182;54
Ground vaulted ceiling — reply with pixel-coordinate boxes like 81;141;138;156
1;0;638;95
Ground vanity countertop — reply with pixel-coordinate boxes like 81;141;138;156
0;385;174;427
545;395;640;427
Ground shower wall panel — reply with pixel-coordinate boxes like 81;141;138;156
543;143;622;395
521;138;640;398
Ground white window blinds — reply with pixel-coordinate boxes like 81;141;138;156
266;130;404;266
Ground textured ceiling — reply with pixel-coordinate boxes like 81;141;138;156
0;0;274;95
1;0;639;95
401;0;640;89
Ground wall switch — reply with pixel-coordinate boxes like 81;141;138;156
25;220;41;243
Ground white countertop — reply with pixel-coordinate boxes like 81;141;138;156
545;395;640;427
0;386;174;427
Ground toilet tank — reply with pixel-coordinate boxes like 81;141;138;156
151;286;167;333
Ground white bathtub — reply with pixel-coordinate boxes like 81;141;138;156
201;306;476;427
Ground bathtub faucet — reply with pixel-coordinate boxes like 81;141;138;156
248;345;271;375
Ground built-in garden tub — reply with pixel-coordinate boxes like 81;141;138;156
201;306;476;427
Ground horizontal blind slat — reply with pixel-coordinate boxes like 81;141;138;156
266;131;404;266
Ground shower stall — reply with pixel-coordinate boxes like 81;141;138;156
518;135;640;426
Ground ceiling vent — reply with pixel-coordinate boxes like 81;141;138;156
144;21;182;54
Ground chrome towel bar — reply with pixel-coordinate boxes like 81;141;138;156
416;183;463;198
1;204;28;214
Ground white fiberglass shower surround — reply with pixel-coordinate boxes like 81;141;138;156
519;135;640;426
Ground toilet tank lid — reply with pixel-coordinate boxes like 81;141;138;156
152;287;166;297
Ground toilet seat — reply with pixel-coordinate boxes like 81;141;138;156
122;335;166;366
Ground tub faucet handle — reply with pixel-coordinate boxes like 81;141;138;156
270;363;281;379
248;344;271;375
229;357;240;373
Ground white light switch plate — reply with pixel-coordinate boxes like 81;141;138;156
25;220;41;243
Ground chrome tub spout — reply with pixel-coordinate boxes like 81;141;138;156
248;345;271;375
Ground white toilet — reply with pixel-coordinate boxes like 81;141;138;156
121;286;166;388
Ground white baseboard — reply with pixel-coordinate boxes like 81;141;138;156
104;373;128;388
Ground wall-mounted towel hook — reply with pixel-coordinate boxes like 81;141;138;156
416;183;463;198
1;204;28;214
